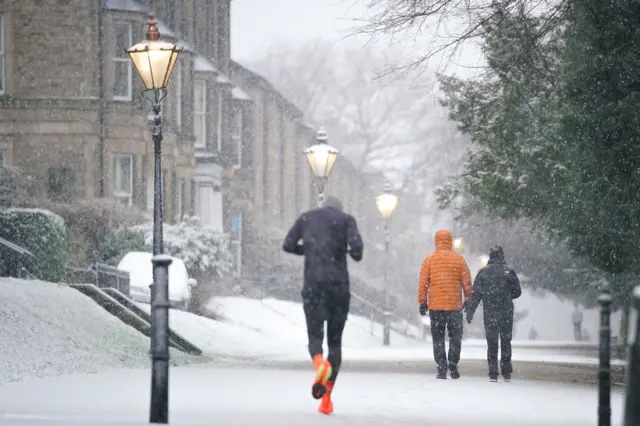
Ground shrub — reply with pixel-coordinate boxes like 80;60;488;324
0;166;32;207
106;216;234;312
21;198;147;266
99;227;146;266
0;208;69;281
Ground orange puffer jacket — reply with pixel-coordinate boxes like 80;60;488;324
417;230;472;311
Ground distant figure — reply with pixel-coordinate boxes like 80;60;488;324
283;195;363;415
528;327;539;340
572;305;584;341
466;245;522;382
417;229;472;380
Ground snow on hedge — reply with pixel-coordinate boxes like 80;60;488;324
130;216;233;277
0;278;203;383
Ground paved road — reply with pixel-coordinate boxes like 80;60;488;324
0;363;625;426
227;357;626;385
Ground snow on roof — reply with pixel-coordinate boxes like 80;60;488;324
216;73;231;84
194;55;217;73
104;0;145;12
232;86;251;101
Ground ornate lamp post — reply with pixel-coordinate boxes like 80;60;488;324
376;181;399;346
304;127;340;206
127;16;181;425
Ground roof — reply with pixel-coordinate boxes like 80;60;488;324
104;0;145;12
230;60;303;119
105;1;247;99
194;55;217;73
232;86;251;101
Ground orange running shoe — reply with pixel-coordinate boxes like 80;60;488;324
311;355;332;400
318;380;335;415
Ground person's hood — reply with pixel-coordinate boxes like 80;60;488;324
323;195;343;212
488;245;505;264
434;230;453;251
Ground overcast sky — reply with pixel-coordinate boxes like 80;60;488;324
231;0;365;62
231;0;483;78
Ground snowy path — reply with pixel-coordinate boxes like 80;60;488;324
0;364;624;426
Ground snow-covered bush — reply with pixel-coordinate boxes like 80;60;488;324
0;208;69;281
109;216;233;279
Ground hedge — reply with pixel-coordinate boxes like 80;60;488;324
0;208;69;281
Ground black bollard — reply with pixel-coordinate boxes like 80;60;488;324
598;283;612;426
623;286;640;426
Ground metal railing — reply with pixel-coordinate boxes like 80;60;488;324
68;263;130;297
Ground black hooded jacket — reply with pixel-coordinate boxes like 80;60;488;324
467;246;522;319
282;203;363;295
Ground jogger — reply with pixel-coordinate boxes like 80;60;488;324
303;285;350;383
429;310;464;375
283;195;363;415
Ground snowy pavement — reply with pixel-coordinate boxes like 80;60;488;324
0;364;624;426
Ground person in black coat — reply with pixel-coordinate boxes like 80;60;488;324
283;195;363;413
465;245;522;382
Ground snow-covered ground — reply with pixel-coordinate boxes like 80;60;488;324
0;364;625;426
0;278;203;384
136;296;622;366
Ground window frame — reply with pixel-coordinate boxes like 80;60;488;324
175;178;184;221
175;62;182;129
216;92;223;151
114;154;134;206
0;14;5;95
231;106;243;167
230;211;243;277
113;21;133;102
193;79;207;148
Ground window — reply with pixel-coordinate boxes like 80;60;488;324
0;150;5;166
47;168;75;200
113;22;132;101
0;14;5;95
173;174;184;221
216;92;223;151
230;211;243;277
174;62;182;129
231;107;243;167
194;79;207;148
114;154;133;206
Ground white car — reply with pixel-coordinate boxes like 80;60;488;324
117;251;197;310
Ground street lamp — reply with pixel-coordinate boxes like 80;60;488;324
304;127;340;206
376;181;399;346
453;237;464;251
127;15;181;425
479;255;490;267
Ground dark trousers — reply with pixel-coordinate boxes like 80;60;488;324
574;324;582;341
485;311;514;378
429;310;463;372
303;286;350;382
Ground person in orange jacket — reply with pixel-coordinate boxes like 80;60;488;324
418;230;472;379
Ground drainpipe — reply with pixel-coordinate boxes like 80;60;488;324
97;0;106;197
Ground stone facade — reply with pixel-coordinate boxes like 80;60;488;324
0;0;197;218
229;61;389;302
